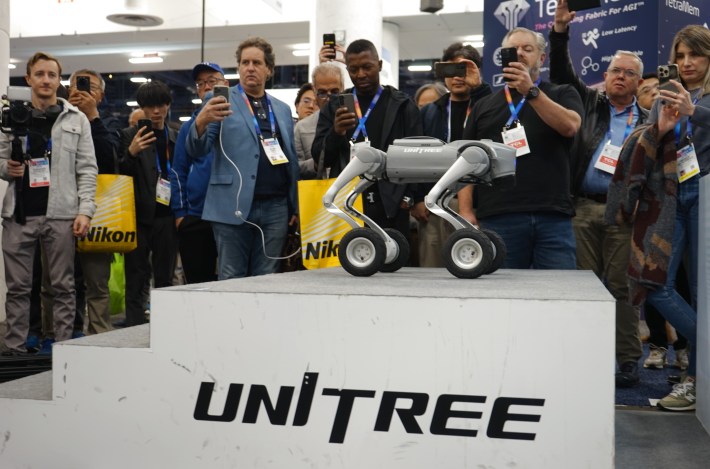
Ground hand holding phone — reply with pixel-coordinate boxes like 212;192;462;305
500;47;519;81
323;33;336;60
137;119;152;134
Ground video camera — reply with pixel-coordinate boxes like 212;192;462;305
1;86;34;136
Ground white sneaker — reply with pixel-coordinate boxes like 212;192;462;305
658;377;696;411
643;345;668;369
673;348;689;371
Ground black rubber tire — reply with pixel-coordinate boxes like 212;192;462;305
338;228;386;277
379;228;410;273
442;228;493;279
481;228;507;274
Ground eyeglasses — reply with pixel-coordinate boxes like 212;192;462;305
195;77;222;89
316;90;340;100
607;67;639;78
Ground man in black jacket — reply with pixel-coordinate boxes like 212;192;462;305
120;81;178;326
416;42;492;267
550;0;648;387
312;39;422;243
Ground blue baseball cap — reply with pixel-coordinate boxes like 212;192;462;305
192;62;225;81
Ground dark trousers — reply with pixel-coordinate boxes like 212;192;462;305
177;215;217;284
124;216;177;326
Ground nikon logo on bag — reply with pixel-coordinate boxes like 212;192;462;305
77;174;138;254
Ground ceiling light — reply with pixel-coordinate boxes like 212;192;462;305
126;101;138;107
129;55;163;64
130;77;149;83
179;116;191;122
224;73;239;80
60;80;70;86
191;98;202;104
292;50;310;57
8;64;16;69
408;65;432;72
107;13;163;27
291;43;310;50
464;35;484;42
463;41;485;48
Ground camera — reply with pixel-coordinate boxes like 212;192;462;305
658;64;680;92
1;86;34;136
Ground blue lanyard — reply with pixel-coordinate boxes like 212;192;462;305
154;127;170;177
351;86;383;142
237;84;276;141
606;107;636;144
674;94;700;147
504;79;540;128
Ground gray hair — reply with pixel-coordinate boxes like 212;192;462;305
312;62;344;88
503;27;547;53
611;50;644;76
69;68;106;92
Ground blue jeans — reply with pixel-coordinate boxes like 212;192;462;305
646;176;699;376
212;197;289;279
481;212;576;269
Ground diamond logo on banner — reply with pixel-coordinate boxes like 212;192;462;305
494;0;531;31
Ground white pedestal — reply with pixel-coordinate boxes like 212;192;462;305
0;269;615;468
698;176;710;432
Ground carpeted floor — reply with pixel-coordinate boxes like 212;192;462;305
616;343;688;407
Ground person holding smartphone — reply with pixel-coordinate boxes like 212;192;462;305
119;81;179;326
549;0;648;388
414;42;492;267
169;62;228;284
607;24;710;411
458;26;583;270
312;38;422;246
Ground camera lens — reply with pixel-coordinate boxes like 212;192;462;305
10;103;32;126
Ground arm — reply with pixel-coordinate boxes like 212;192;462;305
311;99;350;174
89;118;121;174
74;114;98;220
548;0;590;99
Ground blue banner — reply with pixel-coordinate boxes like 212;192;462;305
482;0;709;89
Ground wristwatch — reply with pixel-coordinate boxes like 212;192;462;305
526;86;540;100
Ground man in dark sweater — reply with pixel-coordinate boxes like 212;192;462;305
312;39;422;243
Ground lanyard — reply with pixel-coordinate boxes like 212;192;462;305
503;79;540;128
154;127;170;177
606;107;636;144
351;86;383;143
237;84;276;141
26;137;52;159
446;97;473;143
674;95;700;146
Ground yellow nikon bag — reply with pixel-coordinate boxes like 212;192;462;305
78;174;137;253
298;178;363;269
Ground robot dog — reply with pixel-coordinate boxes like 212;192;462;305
322;137;516;278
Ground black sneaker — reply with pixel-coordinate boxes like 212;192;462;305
615;361;640;387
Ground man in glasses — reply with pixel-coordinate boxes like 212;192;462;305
549;0;648;388
169;62;228;284
294;63;344;179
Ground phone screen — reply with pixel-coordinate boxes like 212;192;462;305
76;75;91;93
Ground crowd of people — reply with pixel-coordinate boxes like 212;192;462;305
0;0;708;412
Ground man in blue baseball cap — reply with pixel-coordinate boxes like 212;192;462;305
169;61;228;283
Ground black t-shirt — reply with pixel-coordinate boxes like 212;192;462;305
21;110;59;217
449;99;470;142
463;81;583;219
251;94;288;199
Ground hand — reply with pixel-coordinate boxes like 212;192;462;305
554;0;576;32
503;61;534;96
319;44;346;64
459;59;482;89
195;96;232;135
333;106;358;136
175;216;184;229
410;201;430;223
73;214;91;238
288;215;299;230
128;125;157;157
68;89;99;120
458;208;479;227
7;160;25;178
658;80;696;117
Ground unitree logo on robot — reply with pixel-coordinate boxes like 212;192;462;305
193;372;546;444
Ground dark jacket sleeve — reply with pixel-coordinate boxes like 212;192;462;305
311;98;350;177
549;28;593;102
118;126;138;177
90;118;120;175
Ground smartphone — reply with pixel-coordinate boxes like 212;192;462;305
76;75;91;93
338;93;355;113
323;33;336;60
658;64;680;92
434;62;467;79
213;85;229;102
500;47;519;81
567;0;602;11
137;119;152;133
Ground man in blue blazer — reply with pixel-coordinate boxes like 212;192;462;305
186;37;299;279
